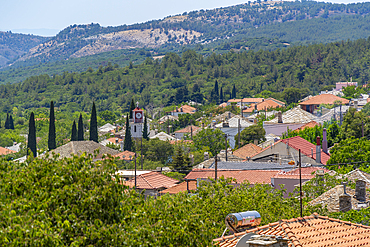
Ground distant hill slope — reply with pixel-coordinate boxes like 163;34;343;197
0;32;49;67
3;1;370;83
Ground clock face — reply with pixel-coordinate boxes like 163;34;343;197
135;112;142;119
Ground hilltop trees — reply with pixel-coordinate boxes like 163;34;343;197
48;101;56;150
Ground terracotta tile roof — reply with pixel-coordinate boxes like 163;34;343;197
0;146;16;155
281;136;330;165
159;180;197;194
219;102;228;108
308;185;370;212
299;94;350;105
265;107;316;124
184;169;279;185
113;150;135;161
106;137;123;144
214;213;370;247
171;105;196;114
228;98;265;103
174;125;200;133
128;171;179;190
273;167;330;179
233;144;262;159
295;121;320;131
243;99;283;113
267;98;286;106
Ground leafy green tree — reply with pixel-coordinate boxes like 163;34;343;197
142;115;149;140
89;102;98;143
100;110;116;123
137;138;174;164
48;101;56;150
27;112;37;157
77;113;84;141
283;87;308;105
71;120;77;141
193;128;225;156
340;107;370;140
235;125;266;146
124;114;133;151
172;147;191;172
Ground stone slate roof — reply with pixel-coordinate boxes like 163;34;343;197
308;185;370;212
344;169;370;187
265;107;316;124
194;151;244;169
49;141;119;159
212;111;236;122
215;116;254;128
150;131;177;141
214;213;370;247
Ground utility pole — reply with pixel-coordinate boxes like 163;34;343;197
141;137;143;170
134;152;137;189
238;118;241;149
215;154;218;180
362;120;364;138
225;134;228;161
299;149;302;218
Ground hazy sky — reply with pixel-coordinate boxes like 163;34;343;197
1;0;369;36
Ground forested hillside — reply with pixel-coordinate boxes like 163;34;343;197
1;37;370;114
3;1;370;84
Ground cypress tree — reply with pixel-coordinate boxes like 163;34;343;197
77;113;84;141
142;115;149;140
89;102;98;142
214;80;219;98
232;85;237;98
9;115;14;129
220;87;224;103
124;114;133;151
129;99;135;119
28;112;37;157
48;101;56;150
71;120;78;141
4;113;9;129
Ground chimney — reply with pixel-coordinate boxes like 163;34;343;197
316;136;321;164
339;183;352;212
322;128;328;154
245;235;289;247
201;122;205;128
254;139;258;145
180;107;183;112
277;112;283;123
176;106;178;112
354;100;358;110
228;112;231;119
316;170;325;184
355;180;366;201
204;152;209;161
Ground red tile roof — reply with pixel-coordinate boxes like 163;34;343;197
228;98;265;103
106;137;123;144
184;169;279;185
174;125;200;133
113;150;135;161
128;171;179;190
233;143;262;160
281;136;330;165
0;147;16;155
171;105;196;114
243;99;283;113
273;167;330;179
159;180;197;194
214;213;370;247
299;94;349;105
295;120;319;131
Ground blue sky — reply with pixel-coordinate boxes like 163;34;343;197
1;0;368;36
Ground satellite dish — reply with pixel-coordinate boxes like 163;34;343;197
235;233;257;247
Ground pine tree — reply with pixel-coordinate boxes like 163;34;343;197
220;87;224;103
77;113;84;141
4;113;9;129
172;147;190;172
47;101;56;150
9;115;14;130
89;102;98;142
142;115;149;140
28;112;37;157
129;99;135;119
124;114;133;151
71;120;78;141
